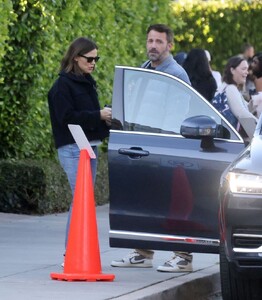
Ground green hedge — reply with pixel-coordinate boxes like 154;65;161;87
0;146;109;214
0;158;71;214
0;0;14;73
171;0;262;73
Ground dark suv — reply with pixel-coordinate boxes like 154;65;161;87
108;66;260;297
219;116;262;300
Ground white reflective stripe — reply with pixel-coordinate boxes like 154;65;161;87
110;230;219;247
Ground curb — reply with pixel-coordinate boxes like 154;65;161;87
113;265;220;300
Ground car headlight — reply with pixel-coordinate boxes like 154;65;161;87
228;172;262;194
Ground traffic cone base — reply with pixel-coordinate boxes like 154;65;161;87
50;272;115;282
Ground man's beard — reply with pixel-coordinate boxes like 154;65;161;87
148;51;160;62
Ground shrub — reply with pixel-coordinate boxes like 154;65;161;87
0;146;109;214
0;159;71;214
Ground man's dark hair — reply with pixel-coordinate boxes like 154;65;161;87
146;24;174;43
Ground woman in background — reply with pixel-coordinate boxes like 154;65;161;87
216;55;257;139
183;48;217;102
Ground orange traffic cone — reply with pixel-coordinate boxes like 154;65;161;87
50;149;115;281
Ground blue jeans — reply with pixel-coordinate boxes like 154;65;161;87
57;143;98;248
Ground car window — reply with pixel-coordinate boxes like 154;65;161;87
123;69;239;140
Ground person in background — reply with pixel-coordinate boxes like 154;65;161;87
249;52;262;118
48;37;112;265
240;43;255;64
205;50;222;88
239;43;256;100
173;51;187;66
215;55;257;139
183;48;217;102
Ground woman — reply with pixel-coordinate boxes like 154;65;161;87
216;55;257;139
48;37;112;258
183;48;217;102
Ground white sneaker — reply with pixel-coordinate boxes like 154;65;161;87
157;254;193;272
111;251;153;268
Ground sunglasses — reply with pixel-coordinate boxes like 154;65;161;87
79;55;100;63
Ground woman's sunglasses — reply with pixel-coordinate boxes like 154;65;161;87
79;55;100;63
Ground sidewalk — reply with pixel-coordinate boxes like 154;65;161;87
0;204;220;300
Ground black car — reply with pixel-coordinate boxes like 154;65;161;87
219;116;262;300
108;66;247;253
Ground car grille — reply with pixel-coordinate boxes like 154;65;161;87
233;228;262;249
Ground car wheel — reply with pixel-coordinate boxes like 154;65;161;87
220;241;262;300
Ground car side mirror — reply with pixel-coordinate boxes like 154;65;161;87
180;115;224;149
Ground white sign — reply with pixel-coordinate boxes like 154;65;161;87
68;124;96;159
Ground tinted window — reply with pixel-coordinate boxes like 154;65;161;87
123;69;236;137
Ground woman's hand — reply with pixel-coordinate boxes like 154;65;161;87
100;107;112;126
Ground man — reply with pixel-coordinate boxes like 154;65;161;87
111;24;193;273
141;24;190;83
240;43;255;64
238;43;256;100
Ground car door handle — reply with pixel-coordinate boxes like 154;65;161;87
118;147;149;158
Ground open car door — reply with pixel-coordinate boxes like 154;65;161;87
108;66;246;254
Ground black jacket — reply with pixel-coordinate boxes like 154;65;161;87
48;71;109;149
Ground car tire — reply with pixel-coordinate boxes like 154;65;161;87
220;241;262;300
